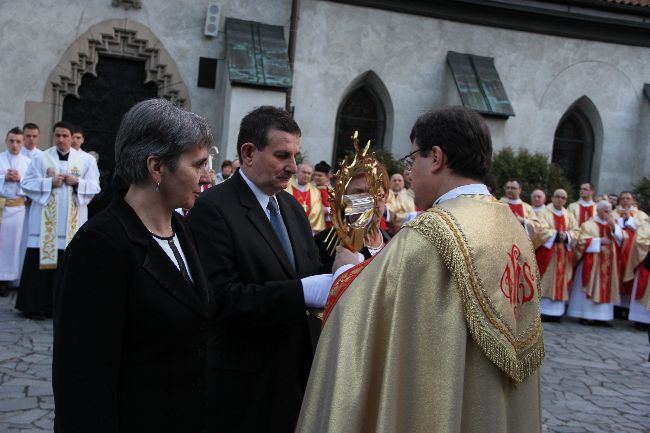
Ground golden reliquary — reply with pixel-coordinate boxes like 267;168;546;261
309;131;384;320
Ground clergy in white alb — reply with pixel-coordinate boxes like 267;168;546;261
385;173;416;232
0;128;31;284
533;189;578;318
500;179;539;238
70;125;100;223
16;122;100;316
530;189;546;215
567;200;624;323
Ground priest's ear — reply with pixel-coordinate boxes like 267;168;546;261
430;146;445;173
146;155;164;186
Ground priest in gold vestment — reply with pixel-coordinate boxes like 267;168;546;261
286;162;325;233
533;189;579;319
296;106;543;433
623;220;650;324
567;200;624;324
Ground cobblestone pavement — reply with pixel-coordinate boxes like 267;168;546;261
0;294;649;432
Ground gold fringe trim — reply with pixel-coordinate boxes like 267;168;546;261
407;207;544;383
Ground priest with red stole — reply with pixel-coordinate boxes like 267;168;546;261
534;189;579;320
614;191;649;298
568;182;597;226
312;161;332;229
623;220;650;325
297;106;543;433
286;161;325;233
567;200;625;325
500;179;539;237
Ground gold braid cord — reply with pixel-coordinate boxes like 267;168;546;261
407;207;545;383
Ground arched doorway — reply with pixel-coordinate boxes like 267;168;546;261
62;56;159;216
333;86;385;166
552;109;594;188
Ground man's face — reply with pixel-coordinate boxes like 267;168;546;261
597;206;612;220
607;194;618;207
296;164;313;186
409;140;435;210
551;190;567;210
23;128;40;150
221;165;233;177
403;168;412;185
579;183;593;200
619;193;633;209
531;190;546;207
312;171;330;187
54;127;72;153
5;133;24;155
390;174;404;193
71;132;84;150
504;181;521;200
246;129;299;196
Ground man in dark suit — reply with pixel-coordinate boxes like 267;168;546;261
188;106;347;433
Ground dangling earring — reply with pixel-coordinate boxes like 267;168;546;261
154;182;160;193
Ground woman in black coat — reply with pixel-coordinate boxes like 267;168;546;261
53;99;215;433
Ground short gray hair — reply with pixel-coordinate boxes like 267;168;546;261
115;99;213;186
596;199;612;211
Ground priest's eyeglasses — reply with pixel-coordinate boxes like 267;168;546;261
399;149;422;169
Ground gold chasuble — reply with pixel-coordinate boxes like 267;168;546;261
297;195;543;433
286;179;325;232
533;206;579;301
574;219;624;304
624;222;650;310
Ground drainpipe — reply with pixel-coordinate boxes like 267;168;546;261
285;0;299;114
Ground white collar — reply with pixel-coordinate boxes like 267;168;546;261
533;205;545;212
578;198;594;206
505;198;522;205
550;205;564;216
595;215;607;225
435;183;491;205
240;169;274;213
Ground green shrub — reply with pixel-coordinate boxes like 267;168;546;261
633;176;650;213
489;147;574;201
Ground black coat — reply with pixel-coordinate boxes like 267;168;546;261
187;171;322;433
53;194;213;433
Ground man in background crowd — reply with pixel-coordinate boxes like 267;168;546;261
568;182;597;226
286;161;325;234
0;128;31;297
531;189;547;215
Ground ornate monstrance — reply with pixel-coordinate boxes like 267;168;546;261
309;131;384;320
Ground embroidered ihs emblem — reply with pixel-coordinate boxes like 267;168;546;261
500;244;535;319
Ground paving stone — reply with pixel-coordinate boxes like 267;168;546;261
0;398;39;412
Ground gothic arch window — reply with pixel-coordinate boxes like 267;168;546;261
333;86;385;166
552;109;594;188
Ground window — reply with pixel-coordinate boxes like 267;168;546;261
447;51;514;117
225;18;292;89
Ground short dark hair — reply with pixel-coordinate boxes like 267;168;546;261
115;99;213;186
505;179;522;188
314;160;331;174
236;106;301;163
71;124;84;135
580;182;594;190
53;121;74;134
22;123;39;131
6;127;22;138
619;191;634;200
221;159;233;169
409;106;492;179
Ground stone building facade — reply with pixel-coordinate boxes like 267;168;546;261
1;0;649;193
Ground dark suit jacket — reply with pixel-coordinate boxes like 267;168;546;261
187;171;321;433
53;194;213;433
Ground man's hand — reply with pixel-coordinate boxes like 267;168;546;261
4;169;20;182
46;168;56;177
63;174;79;186
333;245;362;274
51;174;65;188
556;232;567;243
600;237;612;247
